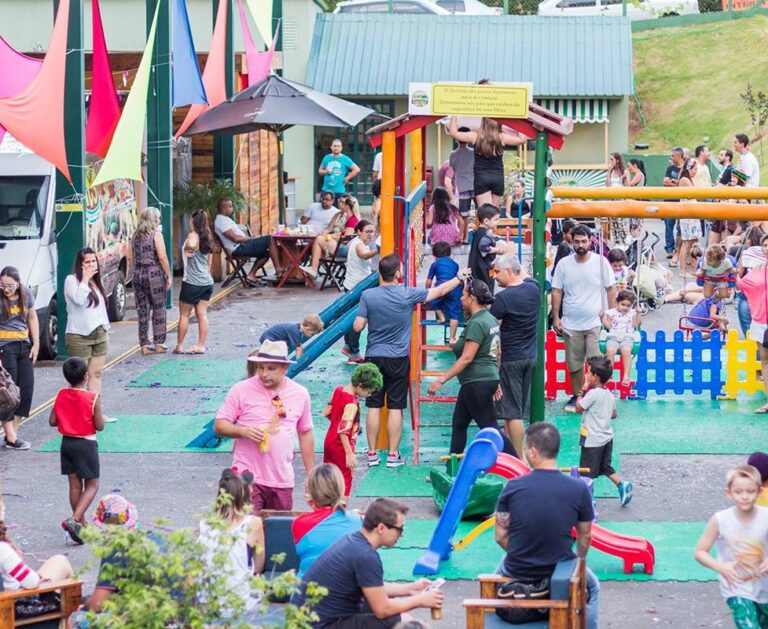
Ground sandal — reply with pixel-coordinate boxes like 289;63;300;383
185;347;206;355
155;344;168;354
754;405;768;414
172;347;184;354
140;345;156;355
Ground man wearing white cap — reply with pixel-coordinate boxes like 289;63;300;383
214;340;315;512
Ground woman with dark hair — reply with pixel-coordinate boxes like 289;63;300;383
604;152;628;244
341;220;378;363
503;180;532;220
175;209;214;355
0;266;39;449
64;248;112;404
300;195;361;279
128;207;171;355
426;186;462;247
625;158;646;187
427;279;516;457
448;116;524;209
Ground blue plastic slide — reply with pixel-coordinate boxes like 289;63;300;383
413;428;504;575
185;273;379;449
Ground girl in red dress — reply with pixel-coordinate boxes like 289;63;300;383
322;363;383;499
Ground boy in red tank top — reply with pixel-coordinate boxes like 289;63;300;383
322;364;383;500
49;357;104;544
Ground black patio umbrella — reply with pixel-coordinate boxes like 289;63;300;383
183;74;378;135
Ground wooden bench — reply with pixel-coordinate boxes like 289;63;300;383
463;559;586;629
0;579;83;628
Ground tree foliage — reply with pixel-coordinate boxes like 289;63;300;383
739;83;768;166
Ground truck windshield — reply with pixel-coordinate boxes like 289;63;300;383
0;175;50;240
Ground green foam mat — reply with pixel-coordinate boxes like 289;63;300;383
356;465;435;497
128;359;245;388
36;416;233;453
379;519;714;582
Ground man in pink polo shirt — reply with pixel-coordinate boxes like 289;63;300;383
214;340;315;511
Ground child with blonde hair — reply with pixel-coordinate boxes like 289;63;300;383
259;315;324;359
695;465;768;628
697;244;735;299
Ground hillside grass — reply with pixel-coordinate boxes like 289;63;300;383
631;15;768;182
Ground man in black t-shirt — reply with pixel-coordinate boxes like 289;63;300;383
495;423;600;629
662;147;685;258
294;498;443;628
490;254;541;457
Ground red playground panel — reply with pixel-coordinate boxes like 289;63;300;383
544;330;634;400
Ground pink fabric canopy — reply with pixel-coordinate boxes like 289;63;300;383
0;37;43;144
0;0;70;180
238;0;279;86
175;0;228;137
86;0;121;158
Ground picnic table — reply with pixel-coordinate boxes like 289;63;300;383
272;231;316;288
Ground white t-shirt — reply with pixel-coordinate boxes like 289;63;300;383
214;214;245;253
344;236;373;291
739;150;761;187
604;308;636;337
552;253;614;331
715;505;768;602
372;152;382;179
579;387;615;448
302;203;339;233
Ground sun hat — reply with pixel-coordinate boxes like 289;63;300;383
748;452;768;483
92;494;139;529
247;339;296;364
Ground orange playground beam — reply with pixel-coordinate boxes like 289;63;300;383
551;186;768;201
548;200;768;221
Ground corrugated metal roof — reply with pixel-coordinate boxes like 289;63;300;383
305;14;634;98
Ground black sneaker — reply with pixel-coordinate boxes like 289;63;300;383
61;518;84;545
4;437;30;450
564;395;579;413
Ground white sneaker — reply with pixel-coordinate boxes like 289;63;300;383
300;265;318;279
386;452;405;468
103;416;118;423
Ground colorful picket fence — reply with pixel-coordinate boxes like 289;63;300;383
721;329;762;399
633;330;723;400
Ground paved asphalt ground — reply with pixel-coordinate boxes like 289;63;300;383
0;220;750;627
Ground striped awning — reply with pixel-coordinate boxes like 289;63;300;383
534;99;609;123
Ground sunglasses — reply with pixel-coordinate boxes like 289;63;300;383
385;522;405;535
0;283;18;290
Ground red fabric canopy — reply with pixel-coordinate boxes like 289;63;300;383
0;37;43;145
86;0;121;158
0;0;70;180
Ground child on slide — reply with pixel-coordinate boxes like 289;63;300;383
601;289;641;388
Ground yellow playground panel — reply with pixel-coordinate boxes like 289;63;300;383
721;329;763;400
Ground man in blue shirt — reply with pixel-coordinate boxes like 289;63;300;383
495;423;600;629
353;254;469;468
319;139;360;204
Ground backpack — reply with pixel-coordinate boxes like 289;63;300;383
0;364;21;417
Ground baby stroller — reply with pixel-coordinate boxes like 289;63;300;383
625;230;667;314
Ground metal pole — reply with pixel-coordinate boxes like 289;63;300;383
622;0;627;17
503;0;509;13
213;0;234;181
272;0;285;223
530;131;549;423
147;0;173;307
54;0;86;357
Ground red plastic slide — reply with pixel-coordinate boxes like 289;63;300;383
488;453;655;575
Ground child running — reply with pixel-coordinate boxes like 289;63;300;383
695;465;768;628
49;357;105;544
601;289;642;387
260;315;324;359
322;363;383;500
426;241;463;344
697;244;735;300
576;356;633;506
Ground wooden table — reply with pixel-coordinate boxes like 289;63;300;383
272;232;316;288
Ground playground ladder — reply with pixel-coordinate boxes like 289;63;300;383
410;303;458;464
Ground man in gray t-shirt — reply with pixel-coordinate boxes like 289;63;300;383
353;254;468;468
449;134;475;243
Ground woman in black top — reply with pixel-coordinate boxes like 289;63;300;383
448;116;524;209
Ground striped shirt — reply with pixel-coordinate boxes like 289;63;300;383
0;541;40;591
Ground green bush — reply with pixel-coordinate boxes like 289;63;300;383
484;0;540;13
698;0;722;12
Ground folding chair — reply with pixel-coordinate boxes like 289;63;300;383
318;235;353;292
217;234;269;288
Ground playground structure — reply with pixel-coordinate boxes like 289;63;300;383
366;101;573;459
413;429;656;577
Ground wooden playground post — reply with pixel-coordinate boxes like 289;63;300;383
380;130;397;255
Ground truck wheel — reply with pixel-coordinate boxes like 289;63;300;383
107;270;126;322
39;298;58;360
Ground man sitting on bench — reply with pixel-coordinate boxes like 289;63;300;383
214;197;281;286
494;423;600;629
